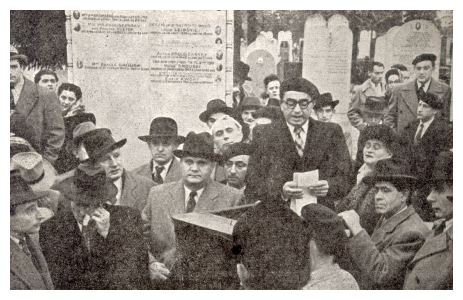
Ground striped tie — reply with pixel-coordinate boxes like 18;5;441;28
293;126;304;157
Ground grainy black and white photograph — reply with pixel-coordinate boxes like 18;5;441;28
8;1;458;292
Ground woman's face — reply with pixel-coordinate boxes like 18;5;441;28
363;139;391;166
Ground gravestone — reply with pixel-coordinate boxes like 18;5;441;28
278;31;293;62
391;20;441;74
384;26;400;67
66;10;232;168
244;32;278;97
374;35;386;64
374;26;399;67
358;30;372;59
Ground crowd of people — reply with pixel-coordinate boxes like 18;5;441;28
10;43;453;290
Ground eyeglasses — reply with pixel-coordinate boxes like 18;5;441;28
283;98;313;109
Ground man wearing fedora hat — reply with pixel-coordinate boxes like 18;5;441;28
10;45;65;165
404;151;453;289
132;117;184;184
245;77;352;210
142;132;243;279
402;92;452;221
77;128;154;212
232;61;252;109
199;99;235;129
339;158;429;289
39;170;149;289
384;53;452;133
10;175;54;290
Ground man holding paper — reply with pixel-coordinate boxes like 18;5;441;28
245;77;352;210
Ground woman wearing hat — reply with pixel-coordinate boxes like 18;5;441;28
336;125;403;235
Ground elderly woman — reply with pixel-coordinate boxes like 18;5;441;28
336;125;401;234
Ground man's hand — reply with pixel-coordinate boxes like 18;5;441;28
91;207;110;238
338;210;363;236
308;180;329;197
149;261;170;281
282;181;303;201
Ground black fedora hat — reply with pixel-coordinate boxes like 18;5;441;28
313;92;339;110
238;96;262;111
173;132;222;162
363;158;417;186
81;128;127;162
222;142;253;161
11;175;48;207
199;99;234;123
59;169;117;207
138;117;185;144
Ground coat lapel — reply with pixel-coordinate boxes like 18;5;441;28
16;78;39;118
121;170;138;206
165;158;182;183
10;238;47;289
410;225;452;264
196;181;220;211
401;81;419;119
371;206;416;245
168;181;186;213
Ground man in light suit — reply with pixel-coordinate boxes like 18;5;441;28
10;175;54;290
133;117;184;184
10;45;64;164
142;132;243;280
245;77;352;210
384;53;452;134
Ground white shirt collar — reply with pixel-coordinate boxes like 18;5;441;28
417;79;431;92
286;120;309;134
152;158;174;180
417;116;435;137
184;185;205;209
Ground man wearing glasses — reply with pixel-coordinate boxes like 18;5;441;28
245;78;352;210
384;53;452;133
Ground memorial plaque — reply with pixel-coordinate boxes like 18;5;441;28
244;33;278;97
66;10;232;167
391;20;441;74
303;14;352;114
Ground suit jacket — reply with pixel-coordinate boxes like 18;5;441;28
39;204;149;289
132;158;183;184
120;170;156;212
14;77;65;163
348;206;429;290
384;79;452;133
401;118;452;181
404;223;453;289
141;180;243;268
10;236;54;290
244;117;353;209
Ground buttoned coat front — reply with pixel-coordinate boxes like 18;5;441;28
142;180;243;268
347;206;429;289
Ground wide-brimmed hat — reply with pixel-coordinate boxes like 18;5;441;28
11;152;56;193
81;128;127;163
429;151;452;184
238;96;262;111
301;203;348;256
222;142;253;161
199;99;234;123
10;45;28;64
363;158;417;186
173;132;222;162
59;169;117;207
11;175;48;207
418;92;443;110
234;61;252;81
280;77;320;101
313;92;339;110
138;117;185;144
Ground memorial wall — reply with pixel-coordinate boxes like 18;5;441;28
66;10;232;167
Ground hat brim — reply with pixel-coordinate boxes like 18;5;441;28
363;175;418;186
199;107;235;123
89;138;127;162
29;159;57;193
173;149;222;162
59;177;118;206
138;135;186;144
11;54;28;64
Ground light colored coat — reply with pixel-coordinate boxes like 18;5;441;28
10;236;54;290
132;158;183;184
403;223;453;289
142;180;243;268
384;78;452;133
348;206;429;289
119;170;155;212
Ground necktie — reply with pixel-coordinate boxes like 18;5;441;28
417;83;426;99
293;126;304;157
414;123;424;145
18;238;31;257
153;165;165;184
10;86;15;110
433;221;446;235
186;191;197;213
